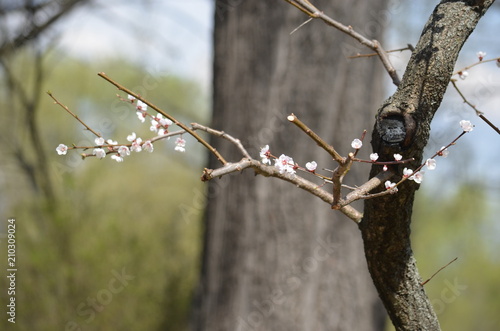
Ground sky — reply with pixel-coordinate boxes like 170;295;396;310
57;0;213;89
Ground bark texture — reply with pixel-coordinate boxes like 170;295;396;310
360;1;495;330
192;1;388;330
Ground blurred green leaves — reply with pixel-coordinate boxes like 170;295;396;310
387;183;500;331
0;49;206;330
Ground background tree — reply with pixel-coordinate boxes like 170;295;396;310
192;1;389;330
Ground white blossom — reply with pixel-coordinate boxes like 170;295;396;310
127;132;137;142
425;159;437;170
95;137;105;146
305;161;317;172
370;153;379;161
136;111;146;123
260;145;271;165
409;171;424;184
56;144;68;155
439;146;449;158
403;168;413;177
385;181;397;191
175;137;186;152
118;145;130;157
93;148;106;159
351;139;362;149
131;138;143;153
275;154;295;175
143;140;154;153
136;100;147;111
111;154;123;162
459;120;474;132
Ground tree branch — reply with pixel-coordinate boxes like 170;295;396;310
282;0;401;85
361;1;495;330
201;158;363;223
98;72;227;165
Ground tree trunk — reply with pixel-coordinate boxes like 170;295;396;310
192;0;388;330
360;1;495;330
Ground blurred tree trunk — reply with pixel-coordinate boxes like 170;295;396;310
192;0;388;330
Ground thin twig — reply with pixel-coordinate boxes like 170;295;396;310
421;257;458;286
331;154;353;208
282;0;401;86
333;170;395;209
191;123;251;159
290;17;314;35
47;92;101;138
347;44;415;59
97;72;227;165
287;114;344;163
450;79;500;135
452;57;500;76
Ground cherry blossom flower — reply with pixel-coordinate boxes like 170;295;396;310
136;100;148;111
305;161;317;172
175;137;186;152
458;71;468;80
111;154;124;162
127;94;136;102
130;138;143;153
351;139;362;149
95;137;105;146
260;145;271;165
425;158;436;170
385;181;397;191
93;148;106;159
477;51;486;61
393;154;402;161
107;139;118;145
143;140;154;153
127;132;137;142
438;146;449;158
383;165;388;171
56;144;68;155
150;114;173;135
159;116;172;127
403;168;413;177
370;153;379;161
459;120;474;132
275;154;295;175
136;111;146;123
118;145;130;157
409;171;424;184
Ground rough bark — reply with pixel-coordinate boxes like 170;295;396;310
359;1;495;330
192;1;388;330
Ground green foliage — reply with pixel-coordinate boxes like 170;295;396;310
0;51;206;330
386;183;500;331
